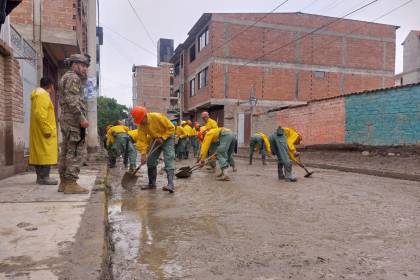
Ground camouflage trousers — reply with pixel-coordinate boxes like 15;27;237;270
59;125;85;180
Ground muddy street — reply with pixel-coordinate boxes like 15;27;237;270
107;158;420;280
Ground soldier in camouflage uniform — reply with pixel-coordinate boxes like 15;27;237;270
57;54;90;194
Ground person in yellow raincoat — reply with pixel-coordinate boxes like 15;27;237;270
29;77;58;185
249;132;271;165
201;111;218;131
106;121;137;171
199;127;236;181
174;120;188;160
131;106;176;193
283;127;302;164
181;120;193;159
269;126;301;182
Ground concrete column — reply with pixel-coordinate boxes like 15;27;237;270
86;0;99;152
33;0;42;82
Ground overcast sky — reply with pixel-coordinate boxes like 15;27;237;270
99;0;420;107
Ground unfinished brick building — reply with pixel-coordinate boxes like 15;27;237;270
171;12;396;146
132;63;174;114
10;0;89;109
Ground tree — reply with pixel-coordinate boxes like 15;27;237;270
97;96;129;137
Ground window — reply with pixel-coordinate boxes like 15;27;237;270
189;45;196;62
314;70;325;79
189;78;196;97
198;28;209;51
180;54;184;68
174;62;180;76
198;67;208;89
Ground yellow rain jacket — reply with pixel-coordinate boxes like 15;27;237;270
256;132;271;155
175;126;187;139
29;88;58;165
128;129;140;150
204;117;218;131
106;125;129;146
191;127;199;136
182;124;193;136
200;127;231;161
283;127;301;163
136;113;175;155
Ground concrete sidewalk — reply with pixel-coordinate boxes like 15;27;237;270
0;168;108;280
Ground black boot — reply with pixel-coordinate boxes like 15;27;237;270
249;157;252;165
36;166;58;185
162;169;175;193
109;157;116;168
141;167;157;190
277;163;285;179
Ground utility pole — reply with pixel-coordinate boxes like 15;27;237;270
86;0;99;152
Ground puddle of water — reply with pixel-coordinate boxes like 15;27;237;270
108;164;233;279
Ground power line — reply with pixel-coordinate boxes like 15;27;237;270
101;24;156;56
127;0;157;48
254;0;379;62
208;0;379;83
301;0;322;12
211;0;290;53
312;0;415;56
318;0;346;14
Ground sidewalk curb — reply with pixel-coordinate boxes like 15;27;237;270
234;155;420;182
58;168;112;280
303;162;420;182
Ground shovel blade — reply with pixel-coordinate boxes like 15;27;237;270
121;171;139;189
179;166;192;172
304;171;314;178
175;169;192;178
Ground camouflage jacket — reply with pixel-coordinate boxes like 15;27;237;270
58;70;87;127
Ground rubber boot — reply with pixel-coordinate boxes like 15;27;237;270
38;177;58;185
162;169;175;193
216;168;231;181
284;164;297;182
37;166;58;185
185;151;189;159
141;167;157;190
35;166;42;184
63;179;89;194
249;157;253;165
277;163;285;179
262;155;267;166
109;157;116;168
129;164;136;174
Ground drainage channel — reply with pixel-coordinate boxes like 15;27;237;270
104;167;185;280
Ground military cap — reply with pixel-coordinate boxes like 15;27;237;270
67;54;90;66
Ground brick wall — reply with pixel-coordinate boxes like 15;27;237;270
274;84;420;146
134;64;172;114
11;0;77;31
277;98;345;145
345;85;420;145
0;41;26;179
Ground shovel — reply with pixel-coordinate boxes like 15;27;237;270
295;158;314;178
121;140;160;189
175;153;216;179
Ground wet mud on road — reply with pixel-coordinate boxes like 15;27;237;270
107;158;420;280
